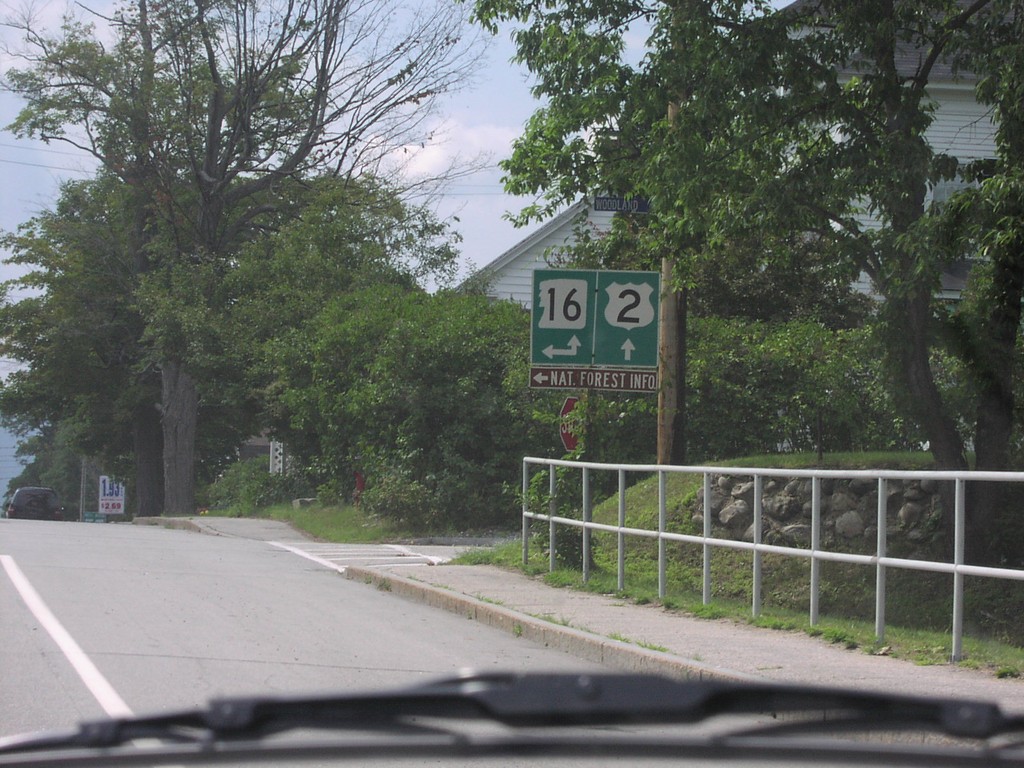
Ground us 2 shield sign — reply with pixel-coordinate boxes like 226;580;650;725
593;274;659;367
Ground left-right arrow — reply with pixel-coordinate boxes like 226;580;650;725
543;335;582;359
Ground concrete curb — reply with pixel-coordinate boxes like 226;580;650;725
344;565;756;684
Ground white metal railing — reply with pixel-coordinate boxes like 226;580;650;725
521;457;1024;662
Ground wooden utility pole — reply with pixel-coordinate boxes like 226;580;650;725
656;94;688;465
657;259;687;464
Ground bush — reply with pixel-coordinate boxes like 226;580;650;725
205;458;310;513
361;470;438;530
314;292;534;530
687;318;920;460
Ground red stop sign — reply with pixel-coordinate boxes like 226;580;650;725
559;396;580;452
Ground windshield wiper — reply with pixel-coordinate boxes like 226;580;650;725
2;672;1022;765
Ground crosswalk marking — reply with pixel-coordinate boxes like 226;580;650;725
268;542;456;572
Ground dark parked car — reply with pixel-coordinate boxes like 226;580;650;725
6;487;63;520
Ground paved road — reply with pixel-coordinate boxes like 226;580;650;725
174;517;1024;712
7;512;1022;748
0;518;601;739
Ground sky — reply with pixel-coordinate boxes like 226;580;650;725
0;2;550;494
414;31;545;280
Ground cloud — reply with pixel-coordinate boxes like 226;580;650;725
394;115;520;178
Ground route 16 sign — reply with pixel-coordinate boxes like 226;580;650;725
531;269;660;372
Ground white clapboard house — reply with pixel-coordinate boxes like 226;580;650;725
471;199;616;309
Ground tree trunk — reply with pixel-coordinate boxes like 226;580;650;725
892;289;967;558
671;287;688;465
899;289;968;472
161;359;198;515
965;218;1024;562
973;225;1024;469
658;259;687;464
133;397;164;516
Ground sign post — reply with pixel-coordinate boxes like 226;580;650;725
530;269;660;392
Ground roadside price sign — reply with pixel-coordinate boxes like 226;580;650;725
530;269;660;389
99;475;126;515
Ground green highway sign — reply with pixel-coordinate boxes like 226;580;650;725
593;270;659;366
532;269;597;365
530;269;660;380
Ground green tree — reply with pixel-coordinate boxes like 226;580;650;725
353;291;533;528
4;0;484;514
228;177;462;487
265;285;534;529
472;0;1023;554
687;319;918;461
938;6;1024;554
0;173;266;512
0;175;165;514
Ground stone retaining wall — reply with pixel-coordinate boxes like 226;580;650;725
694;474;944;550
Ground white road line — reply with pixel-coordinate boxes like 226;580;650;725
322;553;427;561
305;549;382;557
371;562;439;569
1;554;134;719
386;544;447;565
268;541;348;573
269;542;452;570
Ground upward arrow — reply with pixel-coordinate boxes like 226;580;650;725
621;339;636;361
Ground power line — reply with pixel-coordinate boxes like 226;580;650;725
0;142;515;193
0;155;518;197
0;141;90;157
0;139;95;173
0;157;92;174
